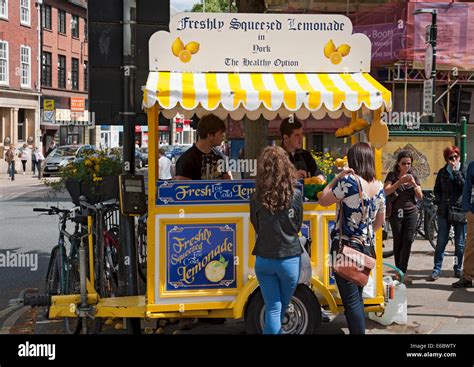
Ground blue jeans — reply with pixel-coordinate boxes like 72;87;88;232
433;216;466;274
8;160;15;180
334;273;366;334
255;255;300;334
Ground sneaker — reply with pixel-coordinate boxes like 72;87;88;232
23;172;25;175
427;272;439;281
454;270;462;278
452;277;472;288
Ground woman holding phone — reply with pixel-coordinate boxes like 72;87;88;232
384;151;423;283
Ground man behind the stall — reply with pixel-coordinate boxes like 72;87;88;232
175;114;232;180
280;117;325;181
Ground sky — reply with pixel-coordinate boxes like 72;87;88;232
171;0;202;11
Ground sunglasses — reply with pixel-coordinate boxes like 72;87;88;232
400;162;411;166
448;155;458;161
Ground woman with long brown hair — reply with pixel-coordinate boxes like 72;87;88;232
250;146;303;334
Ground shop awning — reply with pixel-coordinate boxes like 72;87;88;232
143;71;391;120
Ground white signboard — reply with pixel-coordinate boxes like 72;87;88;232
424;44;433;79
149;13;372;73
42;110;55;124
423;79;434;114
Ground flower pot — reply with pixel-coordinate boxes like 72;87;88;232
65;176;119;205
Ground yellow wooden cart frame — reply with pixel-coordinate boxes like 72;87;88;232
49;16;393;333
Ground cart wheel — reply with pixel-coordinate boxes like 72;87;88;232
245;284;321;334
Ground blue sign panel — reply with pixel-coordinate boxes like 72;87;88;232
301;220;311;241
156;180;256;205
166;223;237;291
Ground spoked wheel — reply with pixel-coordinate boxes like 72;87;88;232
382;220;394;258
64;259;81;334
427;215;455;256
245;285;321;334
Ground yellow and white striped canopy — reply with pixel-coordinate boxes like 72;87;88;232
143;71;391;120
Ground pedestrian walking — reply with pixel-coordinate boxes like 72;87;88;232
31;145;38;175
318;142;386;334
158;148;172;180
428;146;466;281
384;150;423;283
34;148;45;179
250;146;303;334
19;143;29;175
5;144;16;181
452;160;474;288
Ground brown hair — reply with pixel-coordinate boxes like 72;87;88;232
347;142;376;182
279;117;303;139
256;146;297;213
197;114;226;139
393;150;413;175
443;146;460;162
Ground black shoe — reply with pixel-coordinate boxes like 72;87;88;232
452;277;472;288
454;270;462;278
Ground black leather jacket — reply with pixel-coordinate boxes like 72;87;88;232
434;164;466;218
250;189;303;259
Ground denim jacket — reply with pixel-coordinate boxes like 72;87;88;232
462;161;474;213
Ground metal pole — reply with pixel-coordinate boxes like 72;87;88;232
430;11;437;123
121;0;140;334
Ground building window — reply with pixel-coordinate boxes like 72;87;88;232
84;18;88;40
0;41;8;85
20;45;30;88
42;51;51;87
58;10;66;34
42;5;51;30
71;15;79;38
71;58;79;90
18;109;25;141
84;61;88;91
58;55;66;88
60;126;83;145
0;0;8;19
20;0;30;26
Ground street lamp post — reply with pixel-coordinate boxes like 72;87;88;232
414;8;437;123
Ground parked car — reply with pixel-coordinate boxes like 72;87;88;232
162;144;192;163
42;145;97;177
139;146;148;167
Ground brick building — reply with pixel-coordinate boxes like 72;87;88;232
0;0;41;161
40;0;89;151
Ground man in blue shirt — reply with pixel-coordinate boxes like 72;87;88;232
453;161;474;288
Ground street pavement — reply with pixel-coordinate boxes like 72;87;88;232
0;171;473;335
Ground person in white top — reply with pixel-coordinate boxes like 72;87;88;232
159;148;172;180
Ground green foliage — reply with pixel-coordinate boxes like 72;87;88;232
45;149;122;192
191;0;237;12
311;151;335;178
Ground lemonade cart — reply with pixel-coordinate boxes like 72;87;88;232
48;12;392;334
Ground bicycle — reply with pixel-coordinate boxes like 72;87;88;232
136;213;147;283
33;206;88;334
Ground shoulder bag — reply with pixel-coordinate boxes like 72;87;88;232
298;236;312;284
333;177;376;287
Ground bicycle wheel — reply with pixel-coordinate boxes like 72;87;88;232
427;215;455;256
137;222;147;283
382;220;394;258
45;246;61;297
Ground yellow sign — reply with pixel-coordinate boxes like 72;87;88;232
43;100;54;111
382;136;456;190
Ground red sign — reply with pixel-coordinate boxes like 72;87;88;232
135;125;142;132
158;126;169;131
70;97;85;112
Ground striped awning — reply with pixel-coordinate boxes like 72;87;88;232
143;71;391;120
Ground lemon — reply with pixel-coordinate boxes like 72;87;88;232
185;41;200;55
171;37;184;57
304;177;312;185
317;191;324;200
336;44;351;57
330;51;343;65
179;49;192;63
205;260;227;282
335;158;346;168
324;39;336;59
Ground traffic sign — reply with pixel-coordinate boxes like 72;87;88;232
424;44;433;79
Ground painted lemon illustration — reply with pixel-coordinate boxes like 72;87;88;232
171;37;185;57
205;255;228;283
179;49;192;63
324;41;351;64
185;41;200;54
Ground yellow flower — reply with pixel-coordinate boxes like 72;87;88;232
94;164;100;172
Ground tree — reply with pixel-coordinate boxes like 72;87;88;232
192;0;237;12
237;0;267;173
